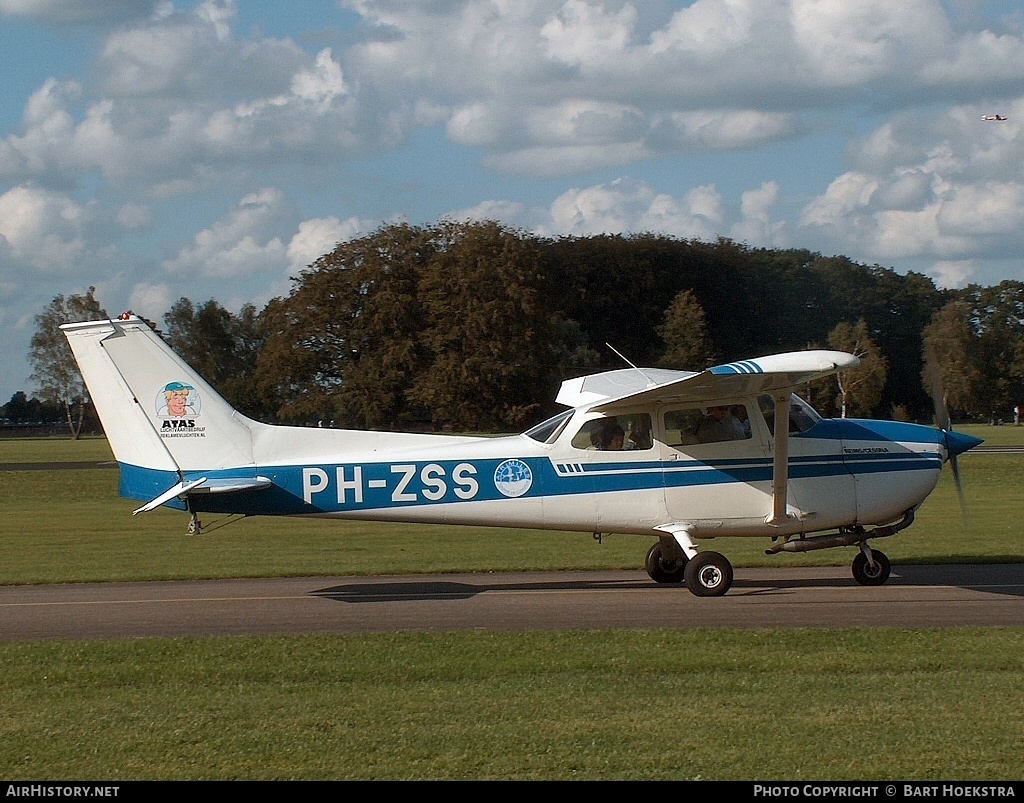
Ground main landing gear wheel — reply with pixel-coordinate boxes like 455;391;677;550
852;549;891;586
683;551;733;597
645;542;688;584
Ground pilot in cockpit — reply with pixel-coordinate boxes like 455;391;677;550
595;424;625;450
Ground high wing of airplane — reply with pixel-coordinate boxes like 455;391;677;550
62;315;982;597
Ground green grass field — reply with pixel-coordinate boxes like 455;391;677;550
0;435;1021;780
0;434;114;463
956;422;1024;447
1;629;1021;780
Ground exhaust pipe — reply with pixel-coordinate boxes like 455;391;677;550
766;511;915;555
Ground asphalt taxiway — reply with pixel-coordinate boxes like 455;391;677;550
0;564;1020;641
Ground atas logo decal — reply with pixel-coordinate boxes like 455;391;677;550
494;459;533;498
156;381;205;437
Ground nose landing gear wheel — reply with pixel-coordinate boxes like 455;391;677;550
683;551;733;597
852;549;891;586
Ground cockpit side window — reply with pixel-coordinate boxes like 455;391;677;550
570;414;653;451
758;394;821;436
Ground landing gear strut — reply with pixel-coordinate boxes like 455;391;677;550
652;529;735;596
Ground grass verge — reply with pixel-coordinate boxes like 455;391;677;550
1;629;1021;780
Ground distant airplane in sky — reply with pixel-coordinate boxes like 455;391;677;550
982;114;1007;121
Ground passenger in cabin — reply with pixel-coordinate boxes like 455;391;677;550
626;428;646;450
697;405;747;443
731;404;751;437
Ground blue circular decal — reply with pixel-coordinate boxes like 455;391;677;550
494;459;533;498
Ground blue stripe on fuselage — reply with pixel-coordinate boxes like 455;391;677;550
119;463;185;509
834;418;944;446
115;418;945;515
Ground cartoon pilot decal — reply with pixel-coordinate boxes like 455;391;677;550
156;381;201;418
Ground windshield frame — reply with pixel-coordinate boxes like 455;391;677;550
522;409;574;444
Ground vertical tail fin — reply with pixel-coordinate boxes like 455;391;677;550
62;316;256;475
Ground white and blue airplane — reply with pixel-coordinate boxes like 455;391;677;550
62;314;981;596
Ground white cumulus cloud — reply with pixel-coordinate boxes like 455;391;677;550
0;185;87;271
539;177;725;240
929;260;976;289
286;216;374;274
0;0;158;24
164;188;289;279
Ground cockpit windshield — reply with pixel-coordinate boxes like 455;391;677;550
523;409;573;444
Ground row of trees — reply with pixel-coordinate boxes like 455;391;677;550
0;391;74;429
18;220;1024;436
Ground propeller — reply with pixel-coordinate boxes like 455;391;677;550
923;353;982;521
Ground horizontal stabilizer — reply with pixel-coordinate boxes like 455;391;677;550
132;475;271;515
133;477;208;515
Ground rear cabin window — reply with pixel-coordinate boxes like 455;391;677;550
570;414;653;451
664;404;751;446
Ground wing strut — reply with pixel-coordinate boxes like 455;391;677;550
768;393;791;525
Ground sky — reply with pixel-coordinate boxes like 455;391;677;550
2;0;1024;402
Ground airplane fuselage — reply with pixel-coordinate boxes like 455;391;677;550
120;409;947;540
